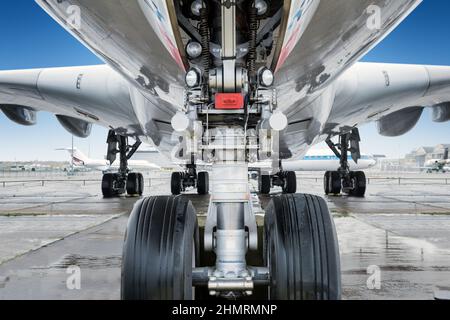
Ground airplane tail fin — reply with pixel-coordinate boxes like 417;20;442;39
56;147;89;166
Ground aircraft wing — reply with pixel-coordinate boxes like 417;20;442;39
0;64;179;151
282;62;450;157
328;62;450;136
0;65;142;137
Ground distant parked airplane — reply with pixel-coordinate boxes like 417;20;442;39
282;149;377;172
58;148;160;172
423;148;449;173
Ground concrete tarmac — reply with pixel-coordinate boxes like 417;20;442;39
0;173;449;300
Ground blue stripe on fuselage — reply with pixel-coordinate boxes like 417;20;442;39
302;156;370;160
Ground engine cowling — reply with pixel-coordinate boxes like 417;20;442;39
1;105;37;126
432;103;450;122
56;115;92;138
377;107;424;137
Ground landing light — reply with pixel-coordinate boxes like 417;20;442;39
191;0;204;16
255;0;268;16
185;68;201;88
186;42;203;59
259;67;274;87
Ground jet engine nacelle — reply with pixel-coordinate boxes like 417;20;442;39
0;105;37;126
432;103;450;122
377;107;424;137
56;115;92;138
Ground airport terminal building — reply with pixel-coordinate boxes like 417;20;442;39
404;144;450;167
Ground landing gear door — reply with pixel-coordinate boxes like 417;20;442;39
350;129;361;164
106;130;118;164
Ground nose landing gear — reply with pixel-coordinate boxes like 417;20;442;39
265;194;341;300
121;196;199;300
120;0;341;300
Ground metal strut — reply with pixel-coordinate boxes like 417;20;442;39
326;128;362;191
106;129;142;187
326;129;361;165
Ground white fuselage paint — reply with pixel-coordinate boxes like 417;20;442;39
62;148;160;172
425;159;450;167
282;150;377;172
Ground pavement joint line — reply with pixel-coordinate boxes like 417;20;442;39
0;213;126;267
378;194;450;212
2;195;98;214
351;213;450;252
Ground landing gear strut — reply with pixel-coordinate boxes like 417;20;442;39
101;130;144;197
325;129;367;197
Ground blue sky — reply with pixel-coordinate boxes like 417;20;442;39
0;0;449;161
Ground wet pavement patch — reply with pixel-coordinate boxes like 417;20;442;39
0;174;449;299
45;254;122;269
0;276;9;288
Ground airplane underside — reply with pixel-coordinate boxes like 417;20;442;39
0;0;435;300
115;0;374;300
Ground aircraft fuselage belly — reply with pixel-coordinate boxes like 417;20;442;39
35;0;422;160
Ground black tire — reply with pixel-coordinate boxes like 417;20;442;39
121;196;199;300
324;171;331;195
102;173;116;198
282;171;297;194
265;194;341;300
329;171;342;195
171;172;182;195
259;174;271;195
349;171;366;197
197;172;209;195
126;173;139;196
137;173;144;196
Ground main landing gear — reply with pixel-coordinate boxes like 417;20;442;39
259;170;297;195
101;130;144;198
171;164;210;195
324;129;367;197
259;161;297;195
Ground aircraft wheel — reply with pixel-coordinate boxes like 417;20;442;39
282;171;297;194
197;172;209;195
121;196;198;300
259;174;271;195
329;171;342;195
137;173;144;195
126;173;141;196
102;173;118;198
171;172;182;195
349;171;366;197
324;171;331;195
265;194;341;300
